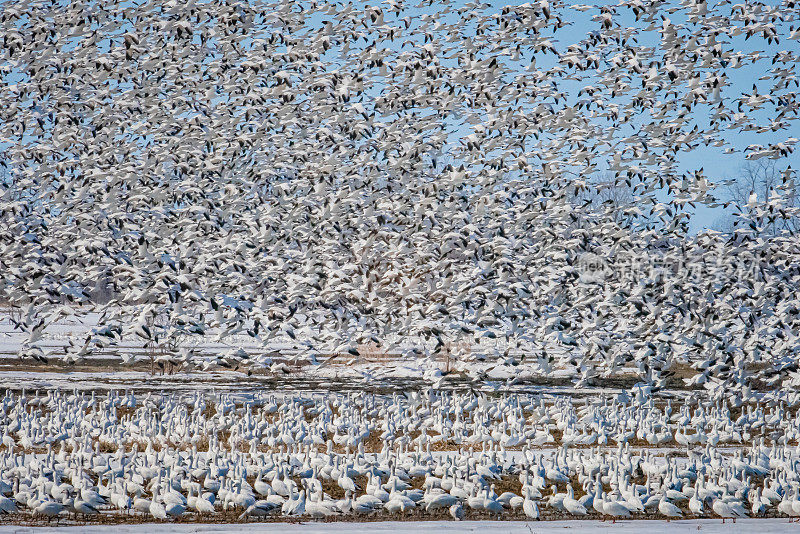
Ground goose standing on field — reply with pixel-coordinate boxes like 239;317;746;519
425;491;459;512
713;497;746;523
483;486;504;515
750;487;767;517
563;485;588;516
522;489;540;519
165;498;186;517
305;492;335;519
34;499;64;522
547;485;567;511
601;491;631;522
239;500;279;519
133;496;152;515
74;497;100;519
190;487;216;514
658;495;683;520
4;389;800;524
385;496;414;514
689;484;704;516
778;489;800;521
0;495;17;514
149;489;167;520
254;471;271;497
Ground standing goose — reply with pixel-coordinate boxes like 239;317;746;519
449;502;465;520
73;496;100;519
239;499;279;519
689;481;704;516
149;487;167;520
658;495;683;520
522;487;540;519
305;491;335;518
778;489;800;521
34;498;65;522
562;485;588;516
601;491;631;522
712;497;745;523
546;485;567;511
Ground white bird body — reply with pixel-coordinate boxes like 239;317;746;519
659;497;683;519
602;492;632;521
34;500;64;519
522;495;540;519
563;486;587;516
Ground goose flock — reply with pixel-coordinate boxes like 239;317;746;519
1;388;800;524
2;0;800;527
0;0;799;394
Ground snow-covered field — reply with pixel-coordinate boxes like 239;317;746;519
0;520;794;533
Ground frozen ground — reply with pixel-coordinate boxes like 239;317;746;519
0;519;793;534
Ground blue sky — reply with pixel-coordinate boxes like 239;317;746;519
2;0;798;235
487;0;800;232
304;0;800;232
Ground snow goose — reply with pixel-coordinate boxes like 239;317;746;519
563;485;587;516
34;499;64;522
496;489;519;508
0;490;16;515
601;491;631;522
305;491;335;518
238;500;279;519
133;495;152;515
79;486;106;509
284;488;306;516
593;487;606;516
165;498;186;517
761;480;782;505
384;494;415;513
74;497;100;519
149;488;167;520
778;489;800;521
750;487;767;517
658;495;683;520
336;491;353;514
424;490;459;512
546;484;567;511
688;486;704;516
483;486;504;515
522;489;540;519
254;470;271;496
467;485;486;512
713;497;746;523
353;494;381;513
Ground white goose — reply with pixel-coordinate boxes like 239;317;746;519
562;485;587;516
658;495;683;520
601;491;631;522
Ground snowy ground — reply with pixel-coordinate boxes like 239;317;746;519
0;519;793;534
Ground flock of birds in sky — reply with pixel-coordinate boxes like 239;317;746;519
0;388;799;523
1;0;800;393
